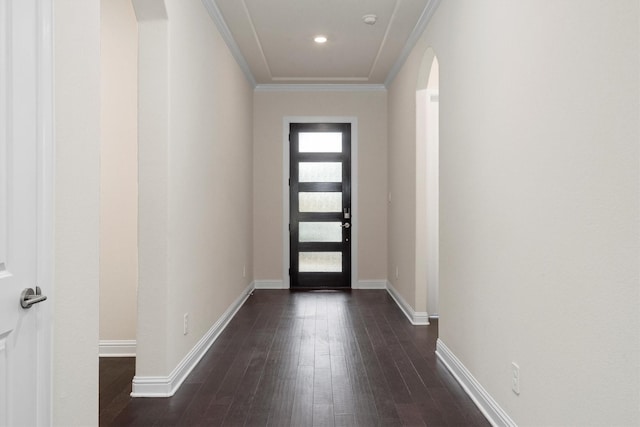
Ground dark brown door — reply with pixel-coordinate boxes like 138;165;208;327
290;123;351;289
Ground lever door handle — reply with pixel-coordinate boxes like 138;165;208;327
20;287;47;309
341;222;351;229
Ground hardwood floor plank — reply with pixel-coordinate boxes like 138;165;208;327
290;365;315;426
99;357;136;425
221;348;270;426
333;413;356;427
153;383;202;426
330;355;355;416
338;299;380;426
313;367;333;405
245;350;281;418
211;350;254;406
266;378;296;427
201;402;230;426
108;398;167;427
396;403;427;426
312;403;335;427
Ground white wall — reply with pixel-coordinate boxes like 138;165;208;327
134;0;254;378
253;90;388;284
388;1;639;425
100;0;138;345
54;0;101;424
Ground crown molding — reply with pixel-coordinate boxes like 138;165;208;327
384;0;442;88
255;84;386;93
201;0;256;87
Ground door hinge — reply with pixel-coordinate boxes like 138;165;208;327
288;268;291;276
288;223;291;231
288;178;290;186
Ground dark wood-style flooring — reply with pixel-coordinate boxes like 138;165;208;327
100;290;489;426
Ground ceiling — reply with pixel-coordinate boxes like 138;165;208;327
203;0;440;88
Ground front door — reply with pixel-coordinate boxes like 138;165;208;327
0;0;52;425
290;123;351;289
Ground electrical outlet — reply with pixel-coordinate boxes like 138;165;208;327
183;313;189;335
511;362;520;395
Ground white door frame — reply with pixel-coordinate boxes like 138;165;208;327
282;116;358;289
35;0;54;423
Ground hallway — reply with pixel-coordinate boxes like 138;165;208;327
100;290;488;426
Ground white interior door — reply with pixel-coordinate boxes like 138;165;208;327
0;0;52;425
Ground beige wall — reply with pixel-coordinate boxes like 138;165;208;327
135;0;254;377
100;0;138;343
54;0;101;424
133;0;169;377
164;0;253;371
253;90;388;283
388;1;639;425
388;72;417;311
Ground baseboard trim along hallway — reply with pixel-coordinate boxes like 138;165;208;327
254;280;286;289
99;340;137;357
436;339;516;427
130;282;255;397
253;279;389;290
386;281;429;325
353;280;387;289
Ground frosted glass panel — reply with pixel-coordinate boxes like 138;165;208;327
299;252;342;272
299;222;342;242
299;162;342;182
299;192;342;212
299;132;342;153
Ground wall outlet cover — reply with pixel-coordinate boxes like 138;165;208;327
511;362;520;395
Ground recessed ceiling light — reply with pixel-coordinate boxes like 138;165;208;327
362;14;377;25
314;35;327;44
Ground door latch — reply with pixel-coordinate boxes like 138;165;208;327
20;286;47;309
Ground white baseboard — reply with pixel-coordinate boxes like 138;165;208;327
436;339;516;427
386;281;429;325
99;340;136;357
254;280;286;289
354;280;387;289
131;282;255;397
255;279;387;290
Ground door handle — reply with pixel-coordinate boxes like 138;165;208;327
20;286;47;309
341;222;351;229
